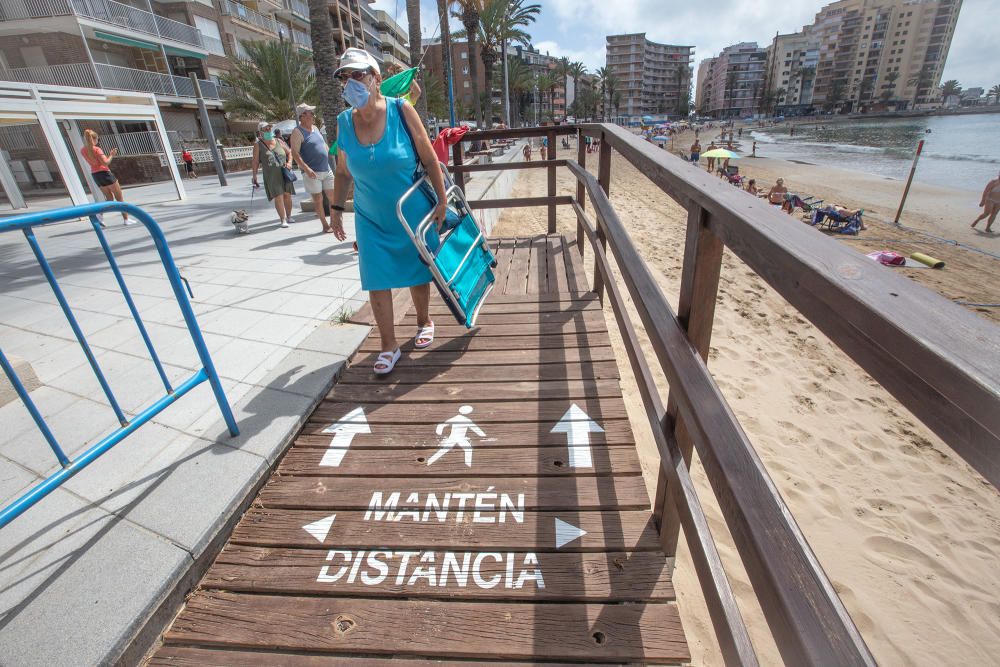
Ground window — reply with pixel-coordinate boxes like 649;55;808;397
463;81;469;88
460;52;467;59
462;66;468;75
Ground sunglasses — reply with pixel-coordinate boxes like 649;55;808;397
340;69;370;82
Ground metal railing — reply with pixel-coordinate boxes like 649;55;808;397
0;201;239;529
291;28;311;49
96;130;182;156
0;63;98;88
69;0;205;49
94;63;220;100
202;34;227;56
284;0;309;19
449;123;1000;665
0;0;72;20
218;0;278;34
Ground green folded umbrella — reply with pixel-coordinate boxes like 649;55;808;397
380;67;417;99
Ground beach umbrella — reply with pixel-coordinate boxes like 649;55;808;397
701;148;740;159
272;119;297;134
641;115;654;123
652;135;668;143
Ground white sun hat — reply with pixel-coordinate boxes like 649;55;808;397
334;47;381;78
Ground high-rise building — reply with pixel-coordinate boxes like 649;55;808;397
695;42;767;118
514;45;567;121
0;0;397;138
765;0;963;113
605;33;693;119
422;39;488;120
373;9;408;71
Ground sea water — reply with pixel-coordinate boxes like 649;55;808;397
749;114;1000;192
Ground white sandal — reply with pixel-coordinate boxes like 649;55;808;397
414;321;435;349
373;348;401;375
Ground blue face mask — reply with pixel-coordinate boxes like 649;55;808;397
261;131;274;141
344;77;371;109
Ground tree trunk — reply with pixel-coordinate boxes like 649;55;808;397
437;0;455;124
462;11;483;127
406;0;428;121
308;0;343;134
481;51;495;126
501;39;510;126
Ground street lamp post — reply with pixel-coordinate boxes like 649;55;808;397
534;84;538;126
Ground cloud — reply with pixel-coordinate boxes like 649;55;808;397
532;40;606;72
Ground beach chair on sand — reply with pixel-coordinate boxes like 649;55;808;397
810;206;864;235
725;165;743;186
396;163;497;328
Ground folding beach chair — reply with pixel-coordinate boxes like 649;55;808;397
396;163;497;328
810;206;864;235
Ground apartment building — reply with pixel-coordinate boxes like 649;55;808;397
422;39;488;120
373;9;408;71
0;0;387;138
514;45;567;121
605;33;693;119
695;42;767;118
765;0;963;113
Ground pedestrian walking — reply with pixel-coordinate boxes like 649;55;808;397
80;129;132;226
329;48;449;375
290;103;337;233
251;122;297;228
181;147;197;179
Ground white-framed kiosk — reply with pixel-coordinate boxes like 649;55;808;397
0;81;185;211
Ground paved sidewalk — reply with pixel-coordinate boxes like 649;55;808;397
0;143;523;665
0;172;369;666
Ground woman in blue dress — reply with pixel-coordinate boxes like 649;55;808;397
330;48;448;375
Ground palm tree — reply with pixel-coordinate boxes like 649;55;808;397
476;0;540;126
553;57;571;120
881;70;900;103
506;55;534;126
595;66;613;121
771;87;787;114
568;61;586;116
307;0;342;128
826;80;845;112
534;72;555;122
221;39;317;121
989;84;1000;103
940;79;962;100
406;0;428;120
423;71;449;120
908;66;934;107
451;0;486;127
436;0;456;124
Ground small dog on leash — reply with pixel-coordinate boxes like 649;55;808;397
230;209;249;234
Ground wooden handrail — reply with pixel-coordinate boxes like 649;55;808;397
573;200;759;666
584;123;1000;488
568;159;876;666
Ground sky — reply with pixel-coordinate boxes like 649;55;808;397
370;0;998;90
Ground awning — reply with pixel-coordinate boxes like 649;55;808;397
94;31;161;51
164;45;207;60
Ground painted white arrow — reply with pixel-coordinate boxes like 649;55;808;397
550;403;604;468
319;407;371;467
555;518;587;549
302;514;337;544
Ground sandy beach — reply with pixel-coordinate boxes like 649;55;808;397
494;138;1000;665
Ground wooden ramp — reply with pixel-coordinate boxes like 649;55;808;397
151;235;689;665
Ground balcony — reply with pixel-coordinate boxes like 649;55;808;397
0;61;219;101
219;0;278;35
69;0;205;49
278;0;309;22
291;28;311;49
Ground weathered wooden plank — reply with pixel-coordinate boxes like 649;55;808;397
352;346;617;368
327;379;623;403
338;361;621;385
204;546;674;601
504;238;530;295
425;299;600;317
310;399;630;426
230;509;661;552
276;445;642;477
297;419;635;448
490;238;516;296
151;647;591;667
547;234;570;295
357;333;612;352
359;320;608;341
258;475;651;511
165;593;690;662
408;309;604;326
527;235;548;295
565;232;592;294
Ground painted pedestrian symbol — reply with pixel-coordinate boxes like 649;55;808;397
428;405;485;467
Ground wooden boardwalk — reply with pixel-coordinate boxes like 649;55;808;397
150;235;689;665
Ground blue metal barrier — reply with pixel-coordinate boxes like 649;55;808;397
0;201;239;529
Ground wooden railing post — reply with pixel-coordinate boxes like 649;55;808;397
451;142;465;194
546;129;557;234
592;131;612;299
576;128;586;257
655;204;724;556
